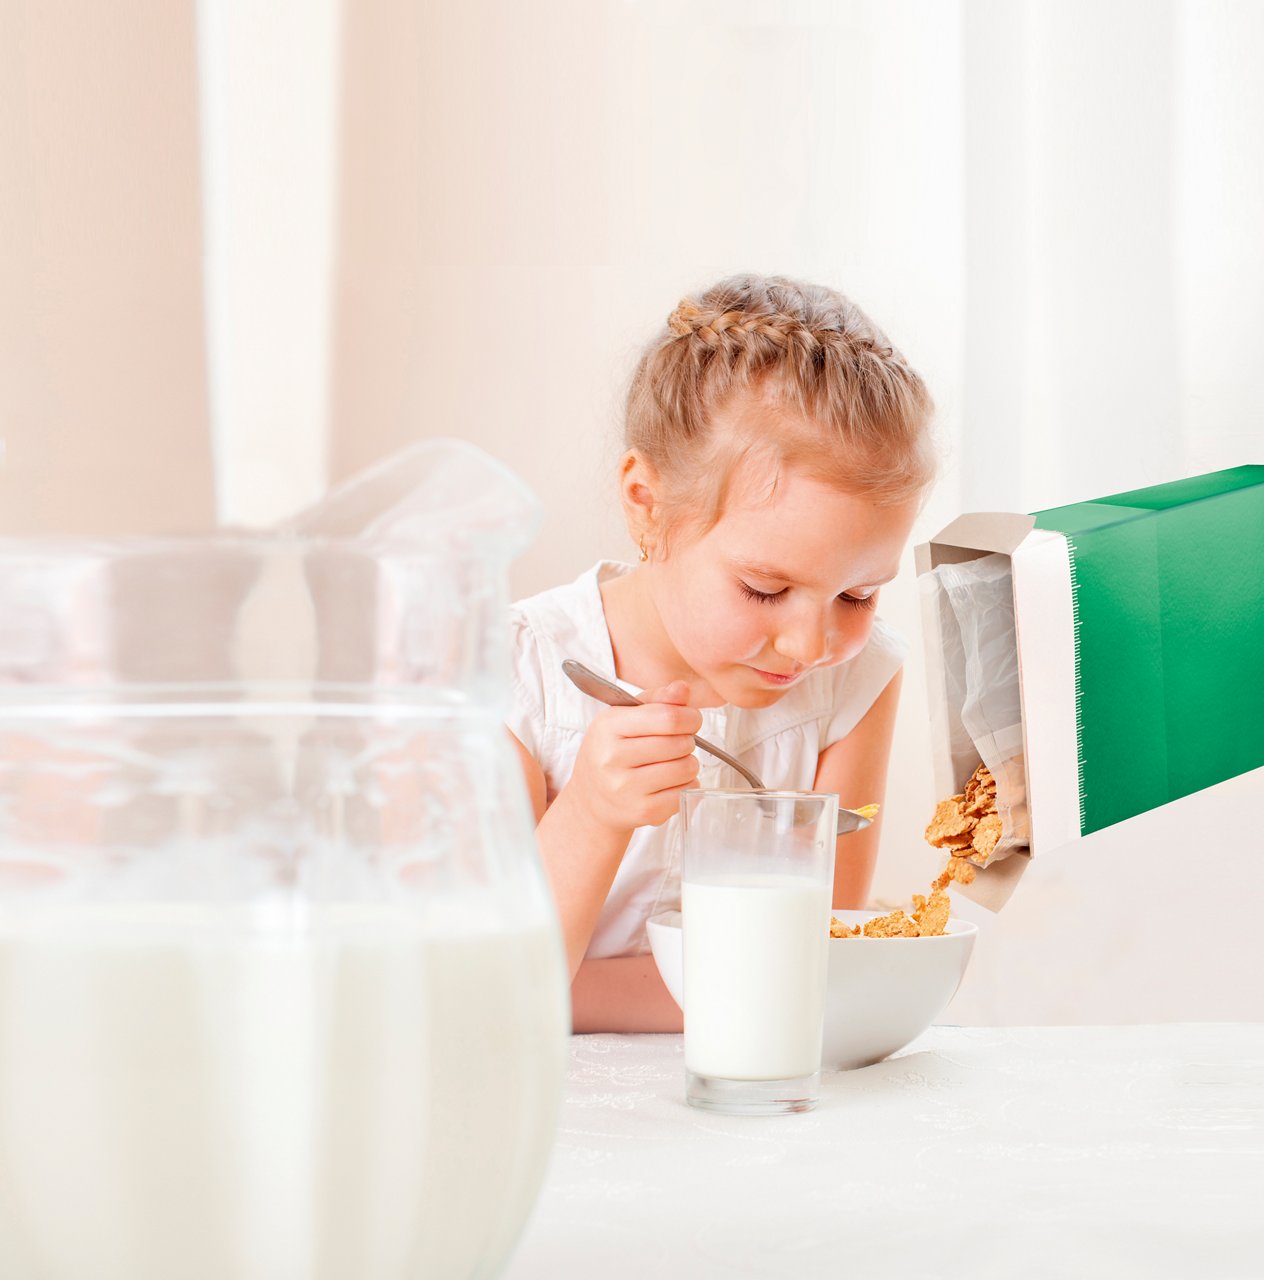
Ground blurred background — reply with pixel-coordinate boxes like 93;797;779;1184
2;0;1260;1024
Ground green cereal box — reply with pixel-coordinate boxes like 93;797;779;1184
915;466;1264;908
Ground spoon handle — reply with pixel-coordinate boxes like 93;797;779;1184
560;659;765;789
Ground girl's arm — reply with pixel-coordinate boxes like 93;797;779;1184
508;682;700;982
509;732;630;977
812;669;903;909
508;729;687;1032
569;955;682;1033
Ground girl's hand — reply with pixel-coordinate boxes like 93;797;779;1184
566;681;703;834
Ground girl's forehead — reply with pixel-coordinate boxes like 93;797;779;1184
706;469;914;586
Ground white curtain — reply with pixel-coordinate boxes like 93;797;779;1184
960;0;1263;513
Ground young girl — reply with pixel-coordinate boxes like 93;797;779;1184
508;274;936;1033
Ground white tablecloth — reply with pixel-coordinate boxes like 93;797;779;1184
505;1025;1264;1280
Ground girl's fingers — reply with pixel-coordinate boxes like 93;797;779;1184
614;734;699;768
632;756;701;795
642;680;691;705
647;770;701;797
611;702;702;738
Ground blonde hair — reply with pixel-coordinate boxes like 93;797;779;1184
624;274;935;547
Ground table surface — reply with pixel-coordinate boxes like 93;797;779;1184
504;1024;1264;1280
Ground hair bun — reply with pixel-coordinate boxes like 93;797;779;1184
667;300;704;337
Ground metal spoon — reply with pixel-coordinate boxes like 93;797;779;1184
561;659;874;837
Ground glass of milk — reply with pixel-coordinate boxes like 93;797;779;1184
681;788;838;1115
0;442;571;1280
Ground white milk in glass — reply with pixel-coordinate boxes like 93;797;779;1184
682;874;831;1080
0;897;568;1280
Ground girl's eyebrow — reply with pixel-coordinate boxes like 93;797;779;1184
732;558;796;582
732;557;898;590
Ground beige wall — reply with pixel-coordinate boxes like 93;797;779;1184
330;1;636;597
0;0;213;535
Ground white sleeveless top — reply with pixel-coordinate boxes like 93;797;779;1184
508;561;906;959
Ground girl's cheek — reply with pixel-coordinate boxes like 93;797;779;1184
832;613;876;665
699;613;761;664
668;602;739;665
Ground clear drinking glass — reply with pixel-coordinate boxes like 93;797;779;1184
681;789;838;1115
0;441;570;1280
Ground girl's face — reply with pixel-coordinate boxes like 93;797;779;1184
646;462;919;709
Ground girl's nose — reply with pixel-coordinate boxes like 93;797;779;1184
773;610;833;668
774;604;873;669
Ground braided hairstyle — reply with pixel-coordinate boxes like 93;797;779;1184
624;274;935;549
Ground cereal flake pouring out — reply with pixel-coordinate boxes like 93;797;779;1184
832;763;1001;939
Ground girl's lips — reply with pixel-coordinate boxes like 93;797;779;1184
750;666;802;686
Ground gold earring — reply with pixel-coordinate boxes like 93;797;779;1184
638;535;649;563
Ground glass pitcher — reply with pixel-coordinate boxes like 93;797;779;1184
0;440;569;1280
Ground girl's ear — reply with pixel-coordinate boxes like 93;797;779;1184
618;450;661;541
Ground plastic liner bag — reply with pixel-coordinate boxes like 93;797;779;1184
922;552;1029;863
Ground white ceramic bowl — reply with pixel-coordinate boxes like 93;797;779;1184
646;908;977;1071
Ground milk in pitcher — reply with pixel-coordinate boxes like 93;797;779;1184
0;897;567;1280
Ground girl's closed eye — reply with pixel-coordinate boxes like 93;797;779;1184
839;590;879;611
738;580;879;610
738;580;787;604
